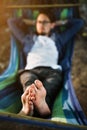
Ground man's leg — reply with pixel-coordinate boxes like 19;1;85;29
29;67;63;115
19;70;38;91
43;69;63;111
18;70;38;116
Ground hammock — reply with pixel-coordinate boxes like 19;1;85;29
0;4;87;129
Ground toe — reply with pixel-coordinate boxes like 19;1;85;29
34;80;43;89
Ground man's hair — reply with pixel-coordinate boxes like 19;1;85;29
38;9;56;22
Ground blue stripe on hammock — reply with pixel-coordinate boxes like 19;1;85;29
0;36;22;114
0;91;21;109
0;86;17;99
0;36;19;82
62;78;79;125
68;73;87;125
52;8;87;125
61;38;87;125
0;83;22;99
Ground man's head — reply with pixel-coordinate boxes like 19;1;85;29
36;12;56;36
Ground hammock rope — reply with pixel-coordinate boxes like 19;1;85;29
6;3;81;9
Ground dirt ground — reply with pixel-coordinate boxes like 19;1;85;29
0;34;87;118
72;36;87;118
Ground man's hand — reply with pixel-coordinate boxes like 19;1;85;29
55;19;68;26
23;19;35;26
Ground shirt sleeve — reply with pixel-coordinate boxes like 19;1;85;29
55;19;84;52
7;17;27;45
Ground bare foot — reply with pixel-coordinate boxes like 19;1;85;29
19;84;35;116
32;80;51;116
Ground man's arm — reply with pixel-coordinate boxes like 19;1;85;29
7;17;27;44
56;18;84;48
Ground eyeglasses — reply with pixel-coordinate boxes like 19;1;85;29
36;20;51;25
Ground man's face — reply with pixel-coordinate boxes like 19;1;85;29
36;14;53;36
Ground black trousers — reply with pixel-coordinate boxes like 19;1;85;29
19;67;63;118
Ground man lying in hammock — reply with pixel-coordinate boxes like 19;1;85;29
8;10;84;118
